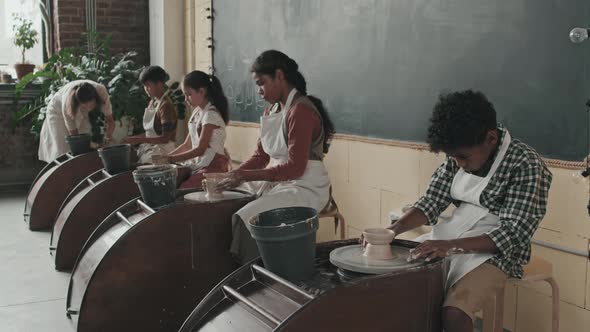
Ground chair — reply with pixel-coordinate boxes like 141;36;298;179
319;188;346;240
482;255;559;332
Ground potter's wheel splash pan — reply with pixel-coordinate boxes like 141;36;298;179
329;244;421;274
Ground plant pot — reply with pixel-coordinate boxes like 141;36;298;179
14;63;35;80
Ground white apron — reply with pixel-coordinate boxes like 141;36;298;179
234;89;331;227
181;103;218;171
38;101;92;163
137;92;176;164
414;131;512;290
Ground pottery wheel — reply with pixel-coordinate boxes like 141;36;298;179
183;191;248;202
329;245;422;274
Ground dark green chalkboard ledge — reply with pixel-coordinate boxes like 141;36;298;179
228;121;585;170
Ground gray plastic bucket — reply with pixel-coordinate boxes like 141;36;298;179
249;206;319;282
132;165;177;209
65;134;92;155
98;144;132;174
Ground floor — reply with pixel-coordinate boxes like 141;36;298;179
0;192;72;332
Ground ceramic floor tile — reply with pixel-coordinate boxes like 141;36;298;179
0;194;72;332
0;299;72;332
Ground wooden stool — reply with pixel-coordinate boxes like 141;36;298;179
319;191;346;240
482;255;559;332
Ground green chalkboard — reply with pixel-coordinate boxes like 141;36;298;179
213;0;590;160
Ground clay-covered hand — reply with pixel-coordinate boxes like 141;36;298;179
409;240;461;262
216;170;244;191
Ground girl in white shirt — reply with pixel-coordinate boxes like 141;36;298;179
166;71;230;189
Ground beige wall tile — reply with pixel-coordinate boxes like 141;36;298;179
324;139;349;185
523;243;587;307
379;189;418;227
347;225;362;239
331;180;381;234
560;301;590;332
516;287;553;332
418;150;446;194
528;229;588;307
503;282;518;331
226;126;259;163
349;142;421;197
518;286;590;332
317;216;339;243
541;168;590;238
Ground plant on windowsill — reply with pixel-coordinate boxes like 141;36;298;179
12;14;39;80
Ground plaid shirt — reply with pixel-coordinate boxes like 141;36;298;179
413;125;552;278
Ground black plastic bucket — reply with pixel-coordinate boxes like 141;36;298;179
65;134;92;155
249;206;319;282
98;144;131;174
132;165;177;209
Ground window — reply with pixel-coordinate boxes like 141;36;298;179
0;0;44;77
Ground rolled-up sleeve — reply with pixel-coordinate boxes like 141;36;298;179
413;157;457;225
486;161;548;259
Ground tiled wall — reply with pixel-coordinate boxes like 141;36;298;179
225;123;590;332
186;0;590;329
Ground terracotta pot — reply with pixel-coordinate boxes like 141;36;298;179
14;63;35;80
1;73;12;83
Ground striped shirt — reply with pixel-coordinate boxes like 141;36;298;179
413;125;552;278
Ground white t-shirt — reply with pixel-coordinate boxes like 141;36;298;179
190;105;226;154
185;103;226;170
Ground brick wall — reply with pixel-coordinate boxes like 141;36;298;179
52;0;150;64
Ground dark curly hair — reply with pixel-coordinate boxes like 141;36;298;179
426;90;497;152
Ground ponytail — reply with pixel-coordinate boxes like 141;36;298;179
183;71;230;124
208;75;229;124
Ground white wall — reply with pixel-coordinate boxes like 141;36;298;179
149;0;184;83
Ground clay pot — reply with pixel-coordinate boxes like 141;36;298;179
363;228;396;260
203;173;227;199
14;63;35;80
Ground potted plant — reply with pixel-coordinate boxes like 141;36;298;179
12;14;39;80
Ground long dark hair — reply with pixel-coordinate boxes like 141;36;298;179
251;50;335;153
67;82;103;117
183;71;229;124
